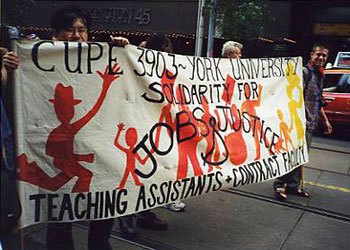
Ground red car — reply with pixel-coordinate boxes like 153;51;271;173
322;69;350;128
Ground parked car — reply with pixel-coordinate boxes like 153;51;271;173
322;68;350;128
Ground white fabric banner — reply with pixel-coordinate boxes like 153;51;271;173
14;41;308;228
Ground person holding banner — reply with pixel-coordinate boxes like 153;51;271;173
273;43;332;201
145;34;187;212
3;5;129;250
49;5;131;250
221;40;243;59
1;45;22;250
118;34;182;239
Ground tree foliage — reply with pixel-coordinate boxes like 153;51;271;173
215;0;268;41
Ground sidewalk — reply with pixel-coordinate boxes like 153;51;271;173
23;137;350;250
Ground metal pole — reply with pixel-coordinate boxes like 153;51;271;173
206;0;216;57
195;0;205;56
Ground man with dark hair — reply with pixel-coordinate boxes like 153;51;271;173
50;5;92;36
47;6;125;250
46;7;129;250
273;43;332;201
311;42;328;53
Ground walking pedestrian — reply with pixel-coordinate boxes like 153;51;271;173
273;43;332;201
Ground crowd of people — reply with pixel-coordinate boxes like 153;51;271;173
0;5;332;250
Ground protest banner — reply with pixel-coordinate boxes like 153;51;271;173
13;40;308;228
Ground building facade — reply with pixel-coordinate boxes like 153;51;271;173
2;0;349;59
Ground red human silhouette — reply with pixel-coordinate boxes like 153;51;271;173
240;84;270;160
18;63;121;193
224;103;247;165
154;69;177;146
153;70;203;179
175;87;204;180
154;70;205;179
220;75;248;165
221;74;236;104
114;123;154;189
200;96;221;172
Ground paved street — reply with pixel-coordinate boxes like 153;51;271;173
23;135;350;250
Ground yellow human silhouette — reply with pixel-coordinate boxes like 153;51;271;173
285;62;304;147
277;109;294;151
